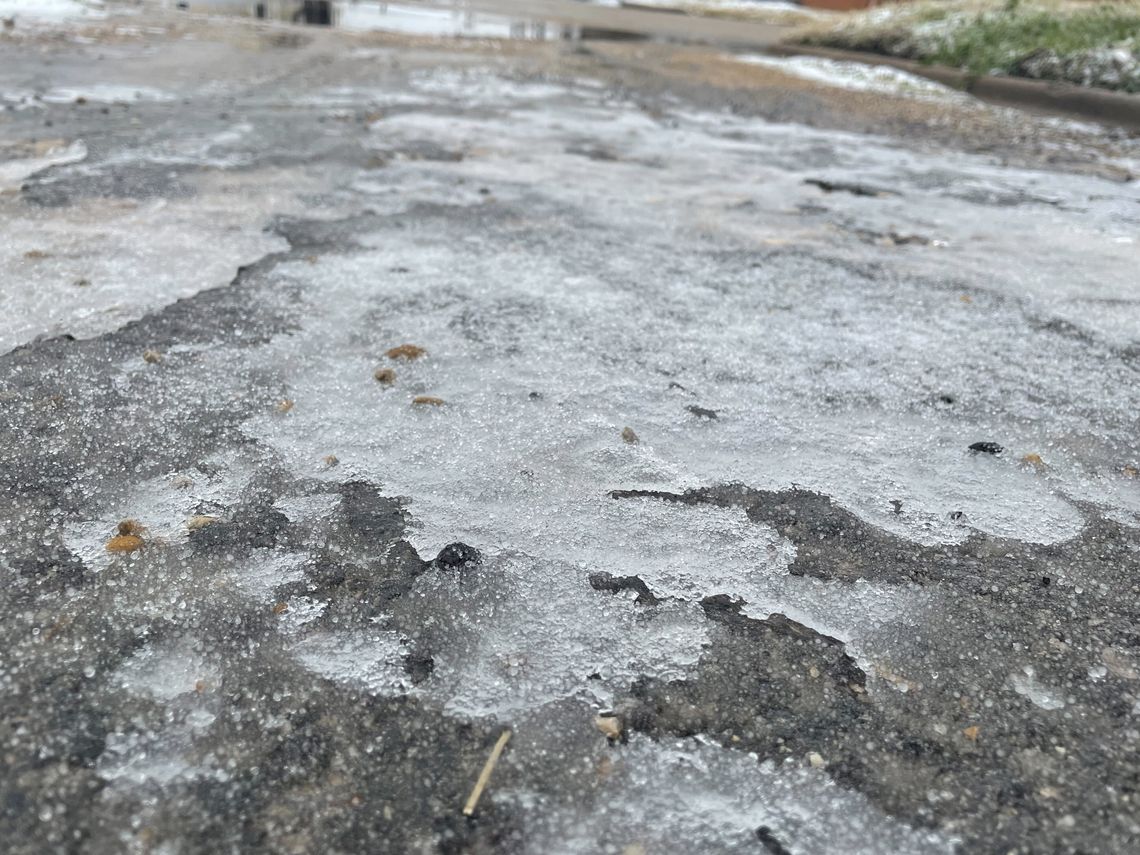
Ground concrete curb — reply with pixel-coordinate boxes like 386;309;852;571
766;43;1140;132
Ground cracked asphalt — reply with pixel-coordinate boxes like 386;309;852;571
2;7;1140;855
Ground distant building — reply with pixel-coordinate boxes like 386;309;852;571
184;0;335;24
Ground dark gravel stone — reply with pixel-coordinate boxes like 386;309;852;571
968;441;1004;454
403;651;435;685
686;405;718;420
433;542;482;570
756;826;793;855
588;571;661;605
189;499;291;553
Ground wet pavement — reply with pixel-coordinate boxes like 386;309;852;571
2;6;1140;855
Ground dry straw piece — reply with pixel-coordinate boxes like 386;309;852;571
462;730;512;816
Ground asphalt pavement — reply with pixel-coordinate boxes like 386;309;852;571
2;6;1139;854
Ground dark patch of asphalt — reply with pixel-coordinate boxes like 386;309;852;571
610;486;1140;852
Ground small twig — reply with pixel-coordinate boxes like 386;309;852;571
462;729;512;816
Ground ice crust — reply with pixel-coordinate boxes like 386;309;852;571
13;56;1138;853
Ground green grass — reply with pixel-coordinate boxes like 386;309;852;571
799;1;1140;89
929;6;1140;76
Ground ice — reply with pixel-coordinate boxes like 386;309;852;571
38;84;177;104
292;630;411;694
114;637;220;702
61;454;254;576
7;44;1139;851
195;72;1138;730
404;553;712;716
1010;666;1067;711
0;140;87;190
102;640;227;789
515;736;956;854
0;169;303;350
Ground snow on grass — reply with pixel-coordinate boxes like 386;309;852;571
734;52;970;100
799;0;1140;91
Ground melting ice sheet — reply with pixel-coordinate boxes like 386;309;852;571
225;71;1139;737
515;737;956;854
17;58;1135;851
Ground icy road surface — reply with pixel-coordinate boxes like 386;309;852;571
2;11;1140;855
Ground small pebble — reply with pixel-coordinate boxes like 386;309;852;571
962;725;980;741
968;441;1003;455
807;752;825;768
276;399;294;414
595;714;623;741
106;534;144;553
386;343;427;360
687;405;718;420
621;426;639;444
323;455;339;468
1021;453;1045;471
142;349;162;364
434;542;481;570
373;367;396;385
